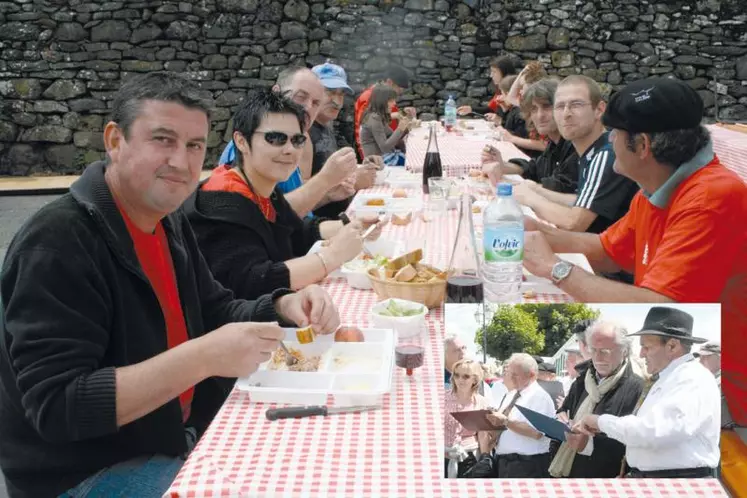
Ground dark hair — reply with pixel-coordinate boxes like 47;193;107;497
231;87;306;162
110;72;213;139
489;56;517;77
626;126;711;168
573;318;595;344
362;84;397;125
520;79;558;125
383;64;410;89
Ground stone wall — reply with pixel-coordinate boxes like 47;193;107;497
1;0;746;176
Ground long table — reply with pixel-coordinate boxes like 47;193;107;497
707;124;747;182
405;123;529;178
164;186;728;497
165;190;572;498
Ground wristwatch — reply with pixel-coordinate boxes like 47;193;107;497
338;212;351;225
550;260;574;285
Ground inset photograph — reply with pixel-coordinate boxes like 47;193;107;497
444;303;721;480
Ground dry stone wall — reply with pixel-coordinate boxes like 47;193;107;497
0;0;745;175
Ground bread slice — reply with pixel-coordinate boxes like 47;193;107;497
386;249;423;272
394;264;418;282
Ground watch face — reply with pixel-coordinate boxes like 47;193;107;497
552;261;573;281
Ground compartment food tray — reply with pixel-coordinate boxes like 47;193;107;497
236;327;396;407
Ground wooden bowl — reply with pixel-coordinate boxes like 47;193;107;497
367;267;447;309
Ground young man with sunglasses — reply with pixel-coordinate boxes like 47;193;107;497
184;88;368;301
0;72;340;498
218;66;358;219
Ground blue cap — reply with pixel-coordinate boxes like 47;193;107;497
312;62;354;95
497;183;512;196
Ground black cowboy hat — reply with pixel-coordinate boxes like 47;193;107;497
627;306;707;344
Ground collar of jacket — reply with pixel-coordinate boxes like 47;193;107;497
69;160;182;279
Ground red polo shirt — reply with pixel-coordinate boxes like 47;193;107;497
117;202;194;422
600;154;747;423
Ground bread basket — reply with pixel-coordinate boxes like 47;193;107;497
367;266;447;309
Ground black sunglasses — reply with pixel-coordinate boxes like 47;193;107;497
253;131;307;149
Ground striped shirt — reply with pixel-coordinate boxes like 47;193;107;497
574;131;639;234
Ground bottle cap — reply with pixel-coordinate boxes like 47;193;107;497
497;183;512;196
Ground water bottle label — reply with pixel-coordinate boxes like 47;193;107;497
483;227;524;262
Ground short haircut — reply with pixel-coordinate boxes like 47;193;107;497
573;318;595;345
656;336;694;354
520;79;559;121
276;66;313;92
509;352;539;376
489;55;517;77
231;87;306;157
559;75;604;107
626;126;711;169
498;74;517;95
110;71;213;139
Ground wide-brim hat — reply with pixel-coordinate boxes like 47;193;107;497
627;306;707;344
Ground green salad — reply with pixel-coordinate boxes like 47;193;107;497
344;254;389;272
376;300;425;317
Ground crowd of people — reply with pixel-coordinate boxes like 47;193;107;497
0;47;743;497
444;308;723;480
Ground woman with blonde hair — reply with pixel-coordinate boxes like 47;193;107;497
444;359;489;478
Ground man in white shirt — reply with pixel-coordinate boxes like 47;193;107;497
481;353;556;478
574;307;721;478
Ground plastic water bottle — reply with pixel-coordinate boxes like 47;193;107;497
444;95;457;131
482;183;524;303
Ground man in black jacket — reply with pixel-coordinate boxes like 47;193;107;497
0;72;339;498
549;320;643;478
482;78;579;195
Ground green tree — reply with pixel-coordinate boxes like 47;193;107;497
476;305;543;360
517;304;600;356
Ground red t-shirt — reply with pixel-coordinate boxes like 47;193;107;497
354;85;400;156
116;202;194;422
600;157;747;423
487;93;502;113
201;165;276;222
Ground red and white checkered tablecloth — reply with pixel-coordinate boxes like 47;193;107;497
165;191;572;498
707;124;747;182
165;189;726;497
404;128;528;178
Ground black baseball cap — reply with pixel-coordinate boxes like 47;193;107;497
383;65;411;89
602;77;704;134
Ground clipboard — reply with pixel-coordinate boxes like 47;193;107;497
516;405;573;442
449;409;497;432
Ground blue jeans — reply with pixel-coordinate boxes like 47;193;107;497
59;427;197;498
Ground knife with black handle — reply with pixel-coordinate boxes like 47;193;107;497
266;405;379;421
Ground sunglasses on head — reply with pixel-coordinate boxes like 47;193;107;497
254;131;307;149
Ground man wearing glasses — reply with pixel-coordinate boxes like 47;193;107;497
511;75;639;237
549;320;643;478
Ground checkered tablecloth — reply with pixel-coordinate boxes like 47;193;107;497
707;124;747;182
165;189;725;497
404;126;528;178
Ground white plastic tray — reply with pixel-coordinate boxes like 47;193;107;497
351;193;422;215
236;328;395;407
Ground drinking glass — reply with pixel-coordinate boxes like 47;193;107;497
426;177;449;218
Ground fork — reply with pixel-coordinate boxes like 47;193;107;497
278;341;298;366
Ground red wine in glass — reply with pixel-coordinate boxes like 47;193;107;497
446;275;485;303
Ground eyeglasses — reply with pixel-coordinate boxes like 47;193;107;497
589;347;616;357
553;101;592;112
254;131;307;149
